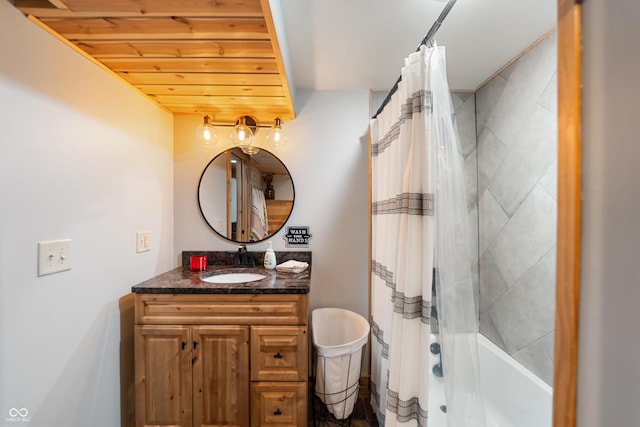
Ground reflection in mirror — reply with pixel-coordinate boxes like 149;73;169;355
198;147;294;243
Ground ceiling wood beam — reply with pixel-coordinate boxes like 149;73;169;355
135;85;285;97
40;17;268;40
151;94;289;106
76;40;274;58
102;57;278;73
15;0;263;17
15;0;296;124
117;72;283;86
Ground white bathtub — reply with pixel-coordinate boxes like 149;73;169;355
428;334;552;427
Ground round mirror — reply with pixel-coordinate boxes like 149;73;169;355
198;147;295;243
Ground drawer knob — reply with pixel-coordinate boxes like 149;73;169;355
273;352;283;359
273;408;282;416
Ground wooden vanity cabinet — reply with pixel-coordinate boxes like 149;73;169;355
134;293;308;427
135;324;249;427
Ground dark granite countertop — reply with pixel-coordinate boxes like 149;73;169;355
131;265;310;294
132;250;311;294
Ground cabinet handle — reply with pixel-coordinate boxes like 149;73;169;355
273;352;283;359
193;341;198;350
181;341;187;350
273;409;282;416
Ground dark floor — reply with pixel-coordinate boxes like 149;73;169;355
348;391;378;427
309;384;378;427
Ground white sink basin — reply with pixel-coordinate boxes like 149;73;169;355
201;272;267;284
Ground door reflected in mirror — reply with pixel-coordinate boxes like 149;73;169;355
198;147;294;243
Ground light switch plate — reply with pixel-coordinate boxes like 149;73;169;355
136;231;151;253
38;239;72;276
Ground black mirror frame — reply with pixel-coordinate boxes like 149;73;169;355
197;147;295;244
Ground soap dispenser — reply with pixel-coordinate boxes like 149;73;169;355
264;241;276;270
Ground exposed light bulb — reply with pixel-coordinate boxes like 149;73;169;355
266;117;288;149
195;115;217;146
231;116;254;147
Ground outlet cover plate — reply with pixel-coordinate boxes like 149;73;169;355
38;239;72;276
137;231;151;253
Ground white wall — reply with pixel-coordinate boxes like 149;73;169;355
174;90;370;318
0;1;174;426
578;0;640;425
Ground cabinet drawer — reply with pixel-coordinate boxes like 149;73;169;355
251;382;307;427
251;326;308;381
136;294;308;325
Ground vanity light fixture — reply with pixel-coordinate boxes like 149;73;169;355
195;115;218;146
194;114;286;154
266;117;288;149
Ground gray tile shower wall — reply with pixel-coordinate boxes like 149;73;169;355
451;91;480;311
476;32;557;385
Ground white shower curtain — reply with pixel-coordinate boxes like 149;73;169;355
370;44;485;427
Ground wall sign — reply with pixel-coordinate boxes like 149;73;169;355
283;226;312;247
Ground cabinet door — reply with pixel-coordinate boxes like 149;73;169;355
251;326;308;381
135;325;192;427
251;382;307;427
193;325;250;427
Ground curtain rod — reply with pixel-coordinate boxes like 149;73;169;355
372;0;458;119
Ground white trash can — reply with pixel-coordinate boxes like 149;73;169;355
312;308;370;421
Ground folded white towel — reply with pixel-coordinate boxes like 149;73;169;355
276;260;309;274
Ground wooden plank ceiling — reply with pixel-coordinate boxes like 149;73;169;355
15;0;295;126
